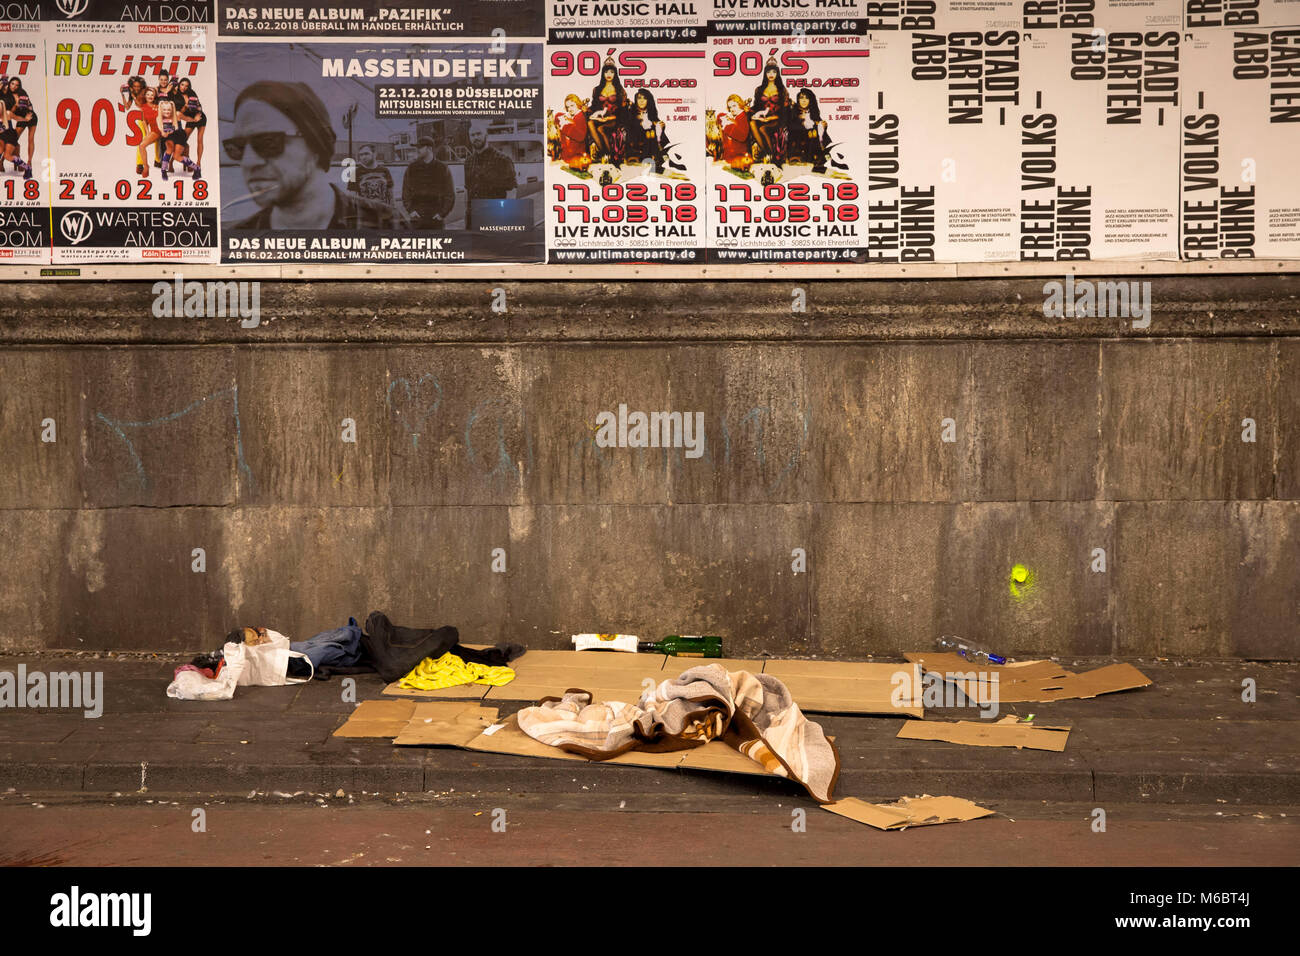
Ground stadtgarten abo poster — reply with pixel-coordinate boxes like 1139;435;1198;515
869;1;1022;262
1020;2;1183;261
1180;24;1300;259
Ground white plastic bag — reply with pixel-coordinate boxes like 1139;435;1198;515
238;630;313;686
166;630;312;701
166;643;247;701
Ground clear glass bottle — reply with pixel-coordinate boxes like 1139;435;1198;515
935;635;1007;666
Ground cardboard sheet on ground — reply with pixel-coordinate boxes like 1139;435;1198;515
511;650;667;671
763;660;924;716
376;701;956;830
897;715;1071;751
482;650;667;704
333;699;421;737
685;657;771;672
824;795;994;830
381;649;925;716
380;680;490;700
907;655;1072;682
905;653;1152;702
393;703;500;747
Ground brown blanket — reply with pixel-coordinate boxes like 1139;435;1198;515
516;664;841;803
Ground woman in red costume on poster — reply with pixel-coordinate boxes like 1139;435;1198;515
586;55;629;164
720;94;750;163
136;85;163;177
748;55;790;165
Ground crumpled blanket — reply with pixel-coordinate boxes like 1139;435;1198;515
516;664;840;803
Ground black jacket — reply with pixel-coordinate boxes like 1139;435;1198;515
402;157;455;221
360;611;524;684
465;146;517;200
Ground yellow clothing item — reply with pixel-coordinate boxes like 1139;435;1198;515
398;652;515;691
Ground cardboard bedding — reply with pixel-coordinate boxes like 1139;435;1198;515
341;649;1154;830
903;653;1153;702
896;715;1072;751
334;699;994;830
380;649;1152;714
336;699;791;776
383;649;926;717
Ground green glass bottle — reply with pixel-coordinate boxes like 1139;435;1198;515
637;635;724;658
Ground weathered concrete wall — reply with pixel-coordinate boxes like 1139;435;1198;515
1;278;1297;659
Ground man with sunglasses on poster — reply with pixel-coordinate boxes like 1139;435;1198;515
226;80;395;231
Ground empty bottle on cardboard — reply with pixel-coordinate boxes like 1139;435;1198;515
637;635;723;658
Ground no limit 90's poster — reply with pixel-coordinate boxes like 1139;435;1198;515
217;40;545;264
705;34;868;262
545;44;706;262
48;3;220;264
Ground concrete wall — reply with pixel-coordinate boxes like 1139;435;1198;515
1;277;1297;660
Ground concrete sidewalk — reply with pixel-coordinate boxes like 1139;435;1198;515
0;795;1293;866
1;655;1296;808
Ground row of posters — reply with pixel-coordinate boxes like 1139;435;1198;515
0;0;1297;264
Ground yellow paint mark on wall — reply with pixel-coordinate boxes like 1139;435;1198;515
1009;563;1036;600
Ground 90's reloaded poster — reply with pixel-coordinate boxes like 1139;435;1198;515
546;44;706;262
547;1;706;43
217;40;544;263
48;18;220;263
708;0;865;37
705;34;867;262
